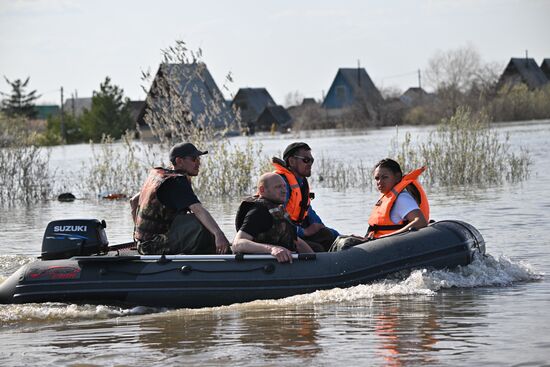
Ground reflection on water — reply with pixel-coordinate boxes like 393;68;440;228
1;122;550;366
0;292;491;366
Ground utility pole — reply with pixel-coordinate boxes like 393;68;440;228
418;69;422;89
60;86;66;144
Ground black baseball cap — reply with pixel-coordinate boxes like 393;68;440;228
169;142;208;163
283;142;311;160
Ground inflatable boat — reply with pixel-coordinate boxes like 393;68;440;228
0;219;485;308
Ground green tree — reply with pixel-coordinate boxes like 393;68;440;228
0;77;41;118
38;112;84;145
80;77;133;141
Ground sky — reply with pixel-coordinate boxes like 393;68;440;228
1;0;549;106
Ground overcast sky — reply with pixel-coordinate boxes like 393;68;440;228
1;0;549;105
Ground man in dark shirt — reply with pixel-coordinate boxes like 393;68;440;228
232;172;313;263
131;142;230;255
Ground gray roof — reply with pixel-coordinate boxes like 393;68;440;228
541;59;550;80
255;105;292;132
338;68;384;105
231;88;276;124
498;58;549;89
301;98;317;105
128;100;145;123
63;97;92;117
143;63;235;129
400;87;434;107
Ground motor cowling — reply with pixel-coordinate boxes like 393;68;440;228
41;219;109;260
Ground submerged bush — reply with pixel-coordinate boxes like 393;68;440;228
486;83;550;122
394;106;531;186
78;133;157;198
80;40;270;198
315;155;373;190
0;114;52;205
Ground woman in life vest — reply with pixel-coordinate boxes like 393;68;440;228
367;158;429;239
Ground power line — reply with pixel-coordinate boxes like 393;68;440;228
379;70;418;81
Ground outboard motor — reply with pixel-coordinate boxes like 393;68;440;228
41;219;109;260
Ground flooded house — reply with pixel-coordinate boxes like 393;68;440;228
231;88;290;133
255;105;292;132
399;87;434;107
497;57;549;90
34;105;60;120
63;97;92;117
321;67;384;121
138;62;236;137
540;59;550;81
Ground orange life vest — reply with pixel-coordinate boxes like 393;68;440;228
272;158;310;224
367;166;430;239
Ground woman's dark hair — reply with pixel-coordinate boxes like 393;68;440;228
374;158;403;177
374;158;422;205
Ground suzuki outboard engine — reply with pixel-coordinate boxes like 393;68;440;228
41;219;109;260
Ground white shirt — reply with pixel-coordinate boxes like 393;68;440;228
389;191;420;224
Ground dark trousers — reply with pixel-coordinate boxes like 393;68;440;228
138;213;215;255
303;227;337;252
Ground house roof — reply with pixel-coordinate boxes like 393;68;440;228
258;105;291;124
143;62;234;129
63;97;92;116
499;58;549;89
301;98;317;105
400;87;434;107
34;104;60;120
254;105;292;132
128;100;145;123
231;88;276;123
321;67;384;110
338;68;384;105
541;59;550;80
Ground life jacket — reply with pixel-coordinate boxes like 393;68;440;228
235;195;297;251
272;157;310;224
367;166;430;239
134;167;187;242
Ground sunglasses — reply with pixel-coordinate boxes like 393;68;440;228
293;155;314;164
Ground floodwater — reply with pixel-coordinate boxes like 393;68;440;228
1;121;549;366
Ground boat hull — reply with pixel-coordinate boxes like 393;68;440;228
0;220;485;308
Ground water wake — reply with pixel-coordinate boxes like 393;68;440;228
193;252;542;313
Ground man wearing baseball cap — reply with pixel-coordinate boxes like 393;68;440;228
132;142;230;255
271;141;339;252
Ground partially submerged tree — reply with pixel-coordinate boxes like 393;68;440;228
0;77;41;118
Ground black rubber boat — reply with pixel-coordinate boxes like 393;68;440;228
0;219;485;308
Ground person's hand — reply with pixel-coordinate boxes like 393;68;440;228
302;223;325;237
270;246;293;263
214;234;230;254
